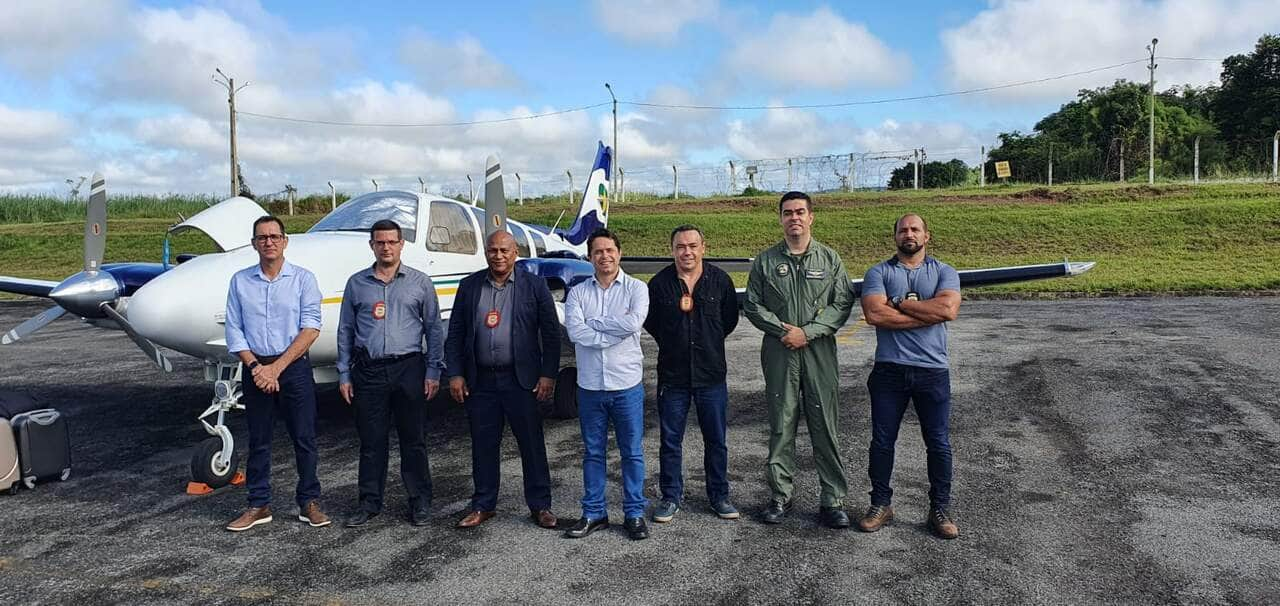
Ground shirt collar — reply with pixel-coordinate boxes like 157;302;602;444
361;262;407;280
588;269;629;290
254;260;296;281
487;268;517;288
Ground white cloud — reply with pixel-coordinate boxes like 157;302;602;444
940;0;1280;102
0;1;127;76
0;105;75;144
724;6;910;91
399;31;522;90
592;0;719;45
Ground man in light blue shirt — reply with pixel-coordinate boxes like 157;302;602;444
857;213;962;540
223;216;328;532
563;228;651;541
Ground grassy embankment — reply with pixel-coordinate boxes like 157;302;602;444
1;182;1278;295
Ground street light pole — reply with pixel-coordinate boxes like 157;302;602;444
213;68;249;199
604;83;618;200
1147;38;1158;185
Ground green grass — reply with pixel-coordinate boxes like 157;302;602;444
2;182;1278;295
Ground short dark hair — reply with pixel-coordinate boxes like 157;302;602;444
669;224;704;245
370;219;402;239
587;227;621;254
252;215;286;237
893;213;928;233
778;191;812;213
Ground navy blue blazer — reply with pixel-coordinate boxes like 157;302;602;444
445;265;561;391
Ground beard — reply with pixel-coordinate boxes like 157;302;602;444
896;240;922;255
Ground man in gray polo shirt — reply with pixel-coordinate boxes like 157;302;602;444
337;219;445;528
856;213;962;539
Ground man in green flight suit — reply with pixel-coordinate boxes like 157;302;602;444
744;190;854;528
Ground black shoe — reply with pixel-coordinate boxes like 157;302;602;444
410;505;432;527
820;506;850;529
563;516;609;539
761;500;792;524
624;517;649;540
345;510;378;528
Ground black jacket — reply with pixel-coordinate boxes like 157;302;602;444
643;262;740;388
445;266;561;391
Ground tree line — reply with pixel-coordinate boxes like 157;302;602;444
889;34;1280;188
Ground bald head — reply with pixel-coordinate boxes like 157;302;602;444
485;229;518;277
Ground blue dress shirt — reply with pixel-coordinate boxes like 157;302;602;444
564;270;649;391
225;261;323;356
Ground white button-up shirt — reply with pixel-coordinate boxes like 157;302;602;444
564;270;649;391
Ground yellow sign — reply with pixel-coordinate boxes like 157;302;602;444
994;161;1011;179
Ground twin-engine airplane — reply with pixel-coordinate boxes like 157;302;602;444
0;142;1094;487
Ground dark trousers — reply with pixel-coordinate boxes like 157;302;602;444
243;355;320;509
657;382;730;503
867;361;953;509
353;355;432;513
466;368;552;511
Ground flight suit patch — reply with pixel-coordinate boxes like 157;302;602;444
805;269;825;279
776;263;790;277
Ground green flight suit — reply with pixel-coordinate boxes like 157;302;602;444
743;239;853;507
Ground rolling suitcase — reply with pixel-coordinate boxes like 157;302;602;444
0;418;18;494
0;390;41;419
11;409;71;489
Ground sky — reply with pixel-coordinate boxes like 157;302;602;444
0;0;1276;197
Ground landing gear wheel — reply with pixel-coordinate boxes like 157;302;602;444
191;437;240;488
541;366;578;420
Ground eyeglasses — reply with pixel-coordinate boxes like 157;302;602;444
372;240;402;248
253;234;285;244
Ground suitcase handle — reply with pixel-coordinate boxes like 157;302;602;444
21;409;59;426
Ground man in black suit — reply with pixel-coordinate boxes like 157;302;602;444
446;230;561;529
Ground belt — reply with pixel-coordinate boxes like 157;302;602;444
364;351;420;365
478;364;514;373
253;353;284;364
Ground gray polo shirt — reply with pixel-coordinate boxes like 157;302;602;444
861;256;960;369
336;263;446;383
473;272;516;368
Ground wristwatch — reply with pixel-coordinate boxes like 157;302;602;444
891;295;903;309
248;360;260;370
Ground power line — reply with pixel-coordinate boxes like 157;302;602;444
237;102;611;128
621;59;1151;111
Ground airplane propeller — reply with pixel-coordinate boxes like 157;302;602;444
483;154;508;239
1;173;173;371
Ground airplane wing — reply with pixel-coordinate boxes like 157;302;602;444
0;277;60;299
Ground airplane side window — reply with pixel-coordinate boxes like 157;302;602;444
427;201;477;255
508;225;532;258
531;229;546;257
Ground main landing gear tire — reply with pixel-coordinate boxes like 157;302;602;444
191;437;240;488
540;366;579;420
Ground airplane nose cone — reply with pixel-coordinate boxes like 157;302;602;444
48;271;121;318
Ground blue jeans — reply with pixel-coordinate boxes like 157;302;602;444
866;362;953;509
578;383;646;519
658;382;729;503
243;356;321;509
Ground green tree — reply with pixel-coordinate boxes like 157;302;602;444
1211;34;1280;172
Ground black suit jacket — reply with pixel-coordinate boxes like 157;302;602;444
445;265;561;391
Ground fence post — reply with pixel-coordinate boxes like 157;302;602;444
516;173;522;205
618;167;625;205
787;158;793;190
672;165;679;200
1048;142;1054;186
1273;131;1279;183
980;146;986;187
847;153;855;191
328;181;335;211
372;179;379;192
418;177;425;194
913;149;920;190
1193;137;1200;184
566;170;574;207
466;175;474;203
286;184;295;215
1119;140;1125;182
728;161;736;194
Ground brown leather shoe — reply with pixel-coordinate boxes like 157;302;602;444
298;501;331;527
457;510;496;528
530;509;558;529
226;506;272;532
929;508;959;540
857;504;894;532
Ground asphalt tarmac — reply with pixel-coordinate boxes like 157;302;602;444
0;297;1277;605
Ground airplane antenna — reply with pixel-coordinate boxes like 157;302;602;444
550;208;568;233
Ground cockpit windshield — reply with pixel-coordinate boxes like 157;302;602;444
308;191;418;241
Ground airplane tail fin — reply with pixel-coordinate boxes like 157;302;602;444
557;142;611;245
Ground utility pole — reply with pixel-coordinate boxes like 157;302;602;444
605;83;618;197
980;145;986;187
1147;38;1158;185
213;68;249;200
